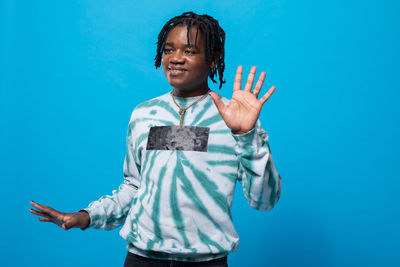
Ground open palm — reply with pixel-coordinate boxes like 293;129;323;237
210;66;276;134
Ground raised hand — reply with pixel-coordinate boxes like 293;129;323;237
30;201;90;230
209;65;276;134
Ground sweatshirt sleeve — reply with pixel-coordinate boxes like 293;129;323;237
80;111;141;230
232;121;282;211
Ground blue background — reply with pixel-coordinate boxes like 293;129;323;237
1;0;399;266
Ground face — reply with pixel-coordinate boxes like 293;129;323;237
162;25;210;96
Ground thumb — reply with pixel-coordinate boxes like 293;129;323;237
209;92;226;115
62;223;70;230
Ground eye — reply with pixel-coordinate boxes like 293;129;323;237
164;48;173;54
185;50;195;55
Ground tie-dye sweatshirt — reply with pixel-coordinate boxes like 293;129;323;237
82;91;282;262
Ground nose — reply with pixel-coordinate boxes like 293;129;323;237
170;50;185;64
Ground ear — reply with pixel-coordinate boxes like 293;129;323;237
210;60;216;69
210;54;218;69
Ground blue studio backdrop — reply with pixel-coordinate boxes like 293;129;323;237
1;0;399;266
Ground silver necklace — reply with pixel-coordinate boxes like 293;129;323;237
170;90;210;128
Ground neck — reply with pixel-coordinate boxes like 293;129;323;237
172;85;210;97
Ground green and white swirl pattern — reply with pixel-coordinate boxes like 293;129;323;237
83;92;281;262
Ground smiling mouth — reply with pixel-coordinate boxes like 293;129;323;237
168;67;187;75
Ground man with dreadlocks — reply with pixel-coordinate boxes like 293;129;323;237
30;12;281;266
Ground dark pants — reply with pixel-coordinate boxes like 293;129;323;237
123;252;228;267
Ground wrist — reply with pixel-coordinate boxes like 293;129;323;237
77;210;90;229
231;129;251;135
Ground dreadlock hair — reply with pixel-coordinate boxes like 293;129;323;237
154;11;226;89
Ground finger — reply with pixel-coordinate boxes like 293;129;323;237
233;65;243;91
244;66;257;92
31;201;58;216
252;72;266;97
30;208;51;217
30;201;47;212
209;91;227;115
38;217;53;223
62;223;71;230
39;217;65;228
259;86;276;105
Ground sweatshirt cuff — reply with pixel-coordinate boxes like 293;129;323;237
231;127;258;154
